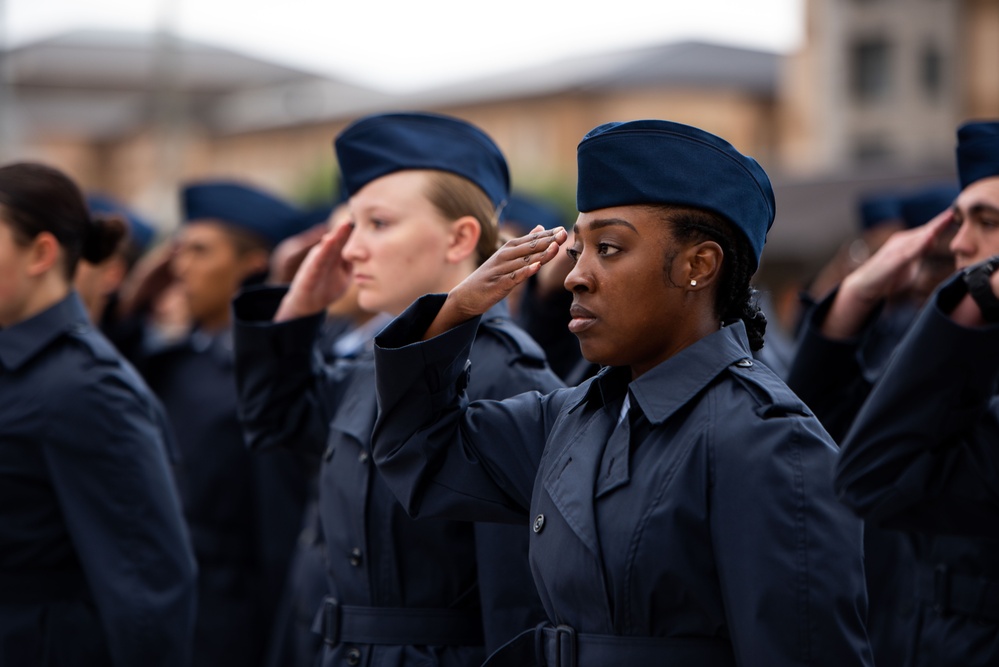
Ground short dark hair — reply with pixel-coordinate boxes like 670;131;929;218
653;204;767;351
0;163;125;279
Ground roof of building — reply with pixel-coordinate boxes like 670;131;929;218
1;32;779;138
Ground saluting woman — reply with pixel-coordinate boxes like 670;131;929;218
232;112;562;667
363;120;874;666
0;162;196;666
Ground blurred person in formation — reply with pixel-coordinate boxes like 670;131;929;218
805;191;906;305
835;120;999;667
366;119;873;666
75;194;158;356
138;182;312;667
233;111;563;667
788;183;960;441
787;182;959;667
0;162;196;666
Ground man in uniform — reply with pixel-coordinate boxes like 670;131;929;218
139;182;311;667
834;120;999;667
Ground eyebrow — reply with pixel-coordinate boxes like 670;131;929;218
968;203;999;218
578;218;638;233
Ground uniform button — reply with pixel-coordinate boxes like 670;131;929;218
345;646;362;665
349;547;363;567
533;514;545;533
735;358;754;368
358;451;369;464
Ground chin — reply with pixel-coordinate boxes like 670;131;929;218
578;338;621;368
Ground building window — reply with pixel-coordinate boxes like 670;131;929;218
853;135;894;164
921;44;943;100
850;37;892;102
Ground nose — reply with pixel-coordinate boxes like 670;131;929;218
949;220;975;262
171;248;190;280
564;255;592;294
341;226;366;262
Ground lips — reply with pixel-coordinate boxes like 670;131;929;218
568;303;597;333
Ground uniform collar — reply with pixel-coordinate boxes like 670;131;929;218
0;291;91;371
575;320;754;423
482;298;512;321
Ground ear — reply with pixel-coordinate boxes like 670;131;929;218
684;240;723;291
25;232;62;277
445;215;481;265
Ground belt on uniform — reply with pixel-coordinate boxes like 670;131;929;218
483;624;736;667
312;596;484;647
916;564;999;623
0;570;86;605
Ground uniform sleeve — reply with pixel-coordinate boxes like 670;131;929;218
836;276;999;536
711;407;872;667
372;294;564;524
233;286;347;458
44;366;197;667
786;290;880;442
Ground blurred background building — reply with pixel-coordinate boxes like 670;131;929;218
0;0;997;326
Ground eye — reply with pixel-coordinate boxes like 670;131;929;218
370;218;389;230
565;246;580;262
595;243;620;257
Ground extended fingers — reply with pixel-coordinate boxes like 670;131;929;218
500;226;567;263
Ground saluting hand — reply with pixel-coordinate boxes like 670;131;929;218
423;225;568;340
274;221;354;322
822;209;954;340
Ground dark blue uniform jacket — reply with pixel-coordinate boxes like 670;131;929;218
140;322;308;667
0;292;196;666
836;275;999;667
788;292;921;667
232;286;562;667
370;294;873;667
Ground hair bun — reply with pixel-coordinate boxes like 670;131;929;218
81;214;127;264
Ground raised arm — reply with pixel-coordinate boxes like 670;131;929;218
233;223;358;457
836;269;999;536
371;226;569;523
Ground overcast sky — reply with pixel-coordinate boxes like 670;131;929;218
3;0;803;91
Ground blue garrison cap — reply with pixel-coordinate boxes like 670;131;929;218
956;120;999;189
899;184;960;229
501;192;566;235
182;182;305;248
334;112;510;208
576;120;775;268
857;193;902;231
87;194;156;253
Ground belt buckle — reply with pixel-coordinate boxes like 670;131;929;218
933;564;951;616
553;624;576;667
322;597;341;647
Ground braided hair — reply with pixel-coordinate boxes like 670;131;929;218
653;205;767;351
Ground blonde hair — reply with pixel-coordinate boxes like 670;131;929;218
424;170;501;266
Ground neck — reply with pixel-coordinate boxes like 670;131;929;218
4;274;71;328
197;309;231;334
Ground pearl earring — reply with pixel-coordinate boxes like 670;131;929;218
690;279;697;287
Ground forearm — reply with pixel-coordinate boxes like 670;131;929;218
233;286;335;455
374;295;547;522
836;277;999;525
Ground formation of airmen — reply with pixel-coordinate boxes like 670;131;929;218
0;112;997;667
